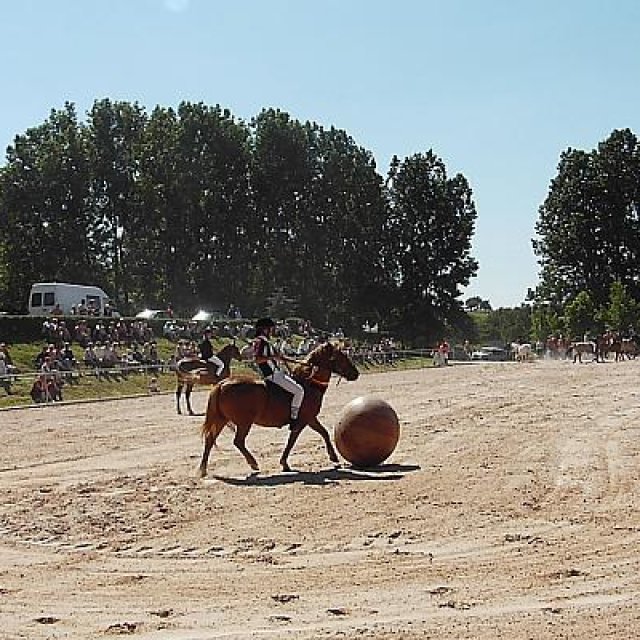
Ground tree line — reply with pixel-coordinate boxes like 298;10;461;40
0;99;478;341
2;99;638;345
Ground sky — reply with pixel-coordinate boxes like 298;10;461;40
2;0;639;308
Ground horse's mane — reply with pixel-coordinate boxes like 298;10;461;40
290;342;338;380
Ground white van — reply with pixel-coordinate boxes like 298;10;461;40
28;282;113;316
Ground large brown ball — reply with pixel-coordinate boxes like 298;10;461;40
334;396;400;467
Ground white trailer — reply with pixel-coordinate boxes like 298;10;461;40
28;282;113;316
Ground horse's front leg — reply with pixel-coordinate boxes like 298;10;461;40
175;384;182;415
308;417;339;465
279;422;309;472
185;384;195;416
233;426;259;471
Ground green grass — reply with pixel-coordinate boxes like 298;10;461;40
0;337;253;410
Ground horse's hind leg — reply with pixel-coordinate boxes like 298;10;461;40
198;417;231;478
198;431;217;478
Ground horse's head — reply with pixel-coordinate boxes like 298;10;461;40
307;342;359;381
220;342;243;362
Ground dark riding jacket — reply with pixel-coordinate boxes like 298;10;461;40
199;338;214;361
253;335;279;377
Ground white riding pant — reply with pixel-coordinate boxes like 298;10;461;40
207;355;224;376
266;369;304;419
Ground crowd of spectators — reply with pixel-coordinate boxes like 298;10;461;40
41;317;155;349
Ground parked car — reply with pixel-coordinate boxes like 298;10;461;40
470;346;509;361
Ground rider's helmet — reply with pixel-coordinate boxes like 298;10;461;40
255;317;276;336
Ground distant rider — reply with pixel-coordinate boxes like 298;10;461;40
199;327;224;377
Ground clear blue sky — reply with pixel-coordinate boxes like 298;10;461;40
2;0;639;308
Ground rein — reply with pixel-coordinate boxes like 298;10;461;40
307;374;330;389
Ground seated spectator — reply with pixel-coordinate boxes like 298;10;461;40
143;341;161;372
34;345;49;369
60;342;77;370
74;320;91;347
38;356;63;401
102;342;118;367
0;343;16;372
130;343;144;363
83;343;100;369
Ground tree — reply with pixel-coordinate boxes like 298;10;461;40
482;306;531;344
533;129;640;307
530;305;563;342
563;291;597;339
86;99;147;309
385;152;478;340
0;103;97;310
600;280;640;333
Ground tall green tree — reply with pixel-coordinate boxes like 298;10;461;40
250;109;316;316
600;280;640;332
385;152;478;339
563;290;597;339
308;125;392;329
534;129;640;307
178;103;254;312
0;103;95;310
86;99;147;309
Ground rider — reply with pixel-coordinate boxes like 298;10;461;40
253;317;304;429
199;327;224;377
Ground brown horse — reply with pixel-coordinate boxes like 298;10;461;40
175;342;242;415
198;342;359;476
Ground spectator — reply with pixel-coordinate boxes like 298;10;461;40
38;356;63;402
102;342;118;367
0;343;15;370
34;345;49;369
0;352;13;395
61;342;77;370
84;342;100;370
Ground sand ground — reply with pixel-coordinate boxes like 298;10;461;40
1;358;639;639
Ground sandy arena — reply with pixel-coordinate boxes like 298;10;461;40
1;359;639;639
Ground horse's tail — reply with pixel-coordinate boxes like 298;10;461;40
201;382;229;444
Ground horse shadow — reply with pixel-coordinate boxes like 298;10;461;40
211;463;421;487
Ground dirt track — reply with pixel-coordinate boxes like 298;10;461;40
1;358;639;639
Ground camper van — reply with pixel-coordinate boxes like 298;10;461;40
28;282;114;316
